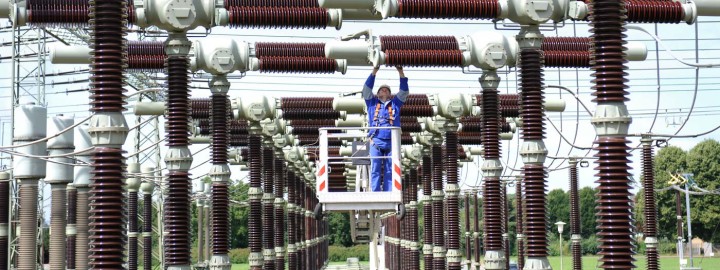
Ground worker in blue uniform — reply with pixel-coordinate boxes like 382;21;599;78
363;65;409;192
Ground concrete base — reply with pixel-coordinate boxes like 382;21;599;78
523;257;551;270
167;265;192;270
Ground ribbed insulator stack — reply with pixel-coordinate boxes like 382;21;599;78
66;185;76;270
25;0;134;26
458;132;483;145
401;134;414;145
401;120;422;133
249;135;263;270
287;171;297;270
296;135;341;146
325;163;345;190
86;0;128;266
297;179;305;270
475;94;521;118
405;94;431;106
283;108;341;120
379;35;464;67
500;182;509;270
198;119;248;135
589;0;636;268
224;0;330;42
280;97;333;109
625;0;685;23
473;192;481;264
543;51;591;68
290;119;335;126
393;0;499;19
408;168;421;269
262;148;276;270
519;47;549;261
516;179;525;270
255;43;338;73
445;129;461;270
430;145;446;269
542;37;591;51
142;186;153;270
0;173;9;270
642;139;659;270
464;194;472;270
274;159;286;270
481;72;503;258
569;161;581;270
191;98;212;119
399;105;434;117
421;154;433;269
259;57;339;73
127;41;166;71
460;121;511;133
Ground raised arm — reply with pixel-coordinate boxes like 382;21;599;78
394;66;409;103
363;67;380;100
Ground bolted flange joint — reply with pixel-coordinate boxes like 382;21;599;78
209;164;231;182
165;146;193;171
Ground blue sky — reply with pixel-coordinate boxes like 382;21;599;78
2;16;720;206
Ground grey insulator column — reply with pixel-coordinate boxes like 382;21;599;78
47;114;75;270
73;122;92;270
0;172;10;270
13;104;47;270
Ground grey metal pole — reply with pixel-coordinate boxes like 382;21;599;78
684;182;693;267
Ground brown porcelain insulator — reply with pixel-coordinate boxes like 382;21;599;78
570;163;581;236
625;0;684;24
458;132;483;145
211;94;229;164
258;57;338;74
143;192;152;270
400;105;434;117
287;172;297;270
519;49;545;140
593;137;635;269
379;36;459;51
522;164;547;257
500;105;520;118
445;130;460;257
481;86;500;158
283;108;341;120
431;145;445;269
166;56;191;146
0;180;9;270
190;98;212;119
281;98;334;109
127;41;166;71
401;121;422;133
289;119;335;126
589;0;630;104
249;135;263;264
88;148;126;269
395;0;500;19
385;49;464;67
227;6;329;29
262;148;276;270
26;0;135;26
474;192;481;262
409;168;420;269
256;42;326;57
501;182;510;270
544;51;591;68
128;191;138;270
164;171;192;266
642;141;658;270
225;0;319;7
542;37;591;51
421;154;433;270
483;174;503;252
516;180;524;270
465;194;472;260
211;181;230;255
88;0;126;113
274;160;286;270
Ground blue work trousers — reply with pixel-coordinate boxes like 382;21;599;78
370;137;392;192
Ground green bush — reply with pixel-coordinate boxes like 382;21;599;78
328;245;370;262
229;248;250;264
659;239;678;255
581;235;599;255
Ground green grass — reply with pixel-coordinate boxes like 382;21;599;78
230;256;720;270
542;256;720;270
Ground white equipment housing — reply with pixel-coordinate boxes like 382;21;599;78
316;127;402;211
